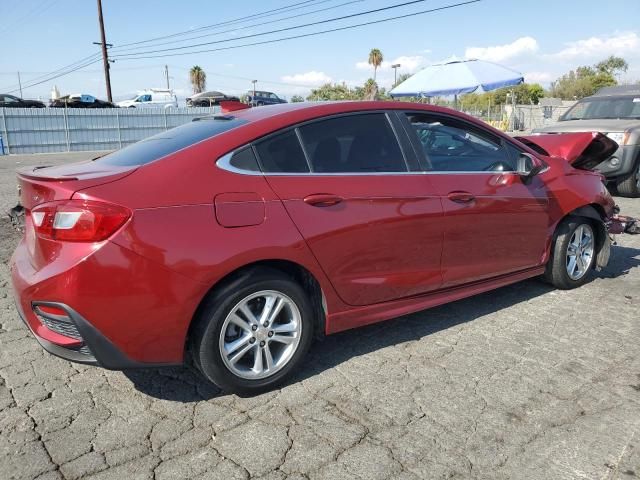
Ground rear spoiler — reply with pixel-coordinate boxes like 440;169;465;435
515;132;618;171
219;100;250;113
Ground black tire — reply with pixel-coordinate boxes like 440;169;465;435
544;217;597;290
189;267;314;394
616;160;640;197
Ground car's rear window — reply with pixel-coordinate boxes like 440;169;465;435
95;117;247;166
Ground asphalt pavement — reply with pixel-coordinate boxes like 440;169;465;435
1;152;639;480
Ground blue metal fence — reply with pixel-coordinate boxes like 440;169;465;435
0;107;220;155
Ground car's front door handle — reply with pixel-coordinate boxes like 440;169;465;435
447;191;475;203
304;194;344;207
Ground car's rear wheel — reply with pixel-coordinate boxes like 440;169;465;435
616;159;640;197
190;268;314;394
544;218;596;289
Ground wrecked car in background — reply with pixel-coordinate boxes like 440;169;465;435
50;94;117;108
534;85;640;197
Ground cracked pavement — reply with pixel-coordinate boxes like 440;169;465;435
1;153;639;479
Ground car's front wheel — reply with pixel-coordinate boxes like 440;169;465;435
190;268;314;394
616;159;640;197
544;218;597;289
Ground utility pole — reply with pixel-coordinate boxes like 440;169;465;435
95;0;112;102
17;72;23;98
164;65;170;90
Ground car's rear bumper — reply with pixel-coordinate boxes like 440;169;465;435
11;297;174;369
10;237;208;369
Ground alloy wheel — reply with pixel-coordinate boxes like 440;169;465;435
219;290;302;380
565;224;595;280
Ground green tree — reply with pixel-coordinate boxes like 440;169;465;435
368;48;384;81
290;95;305;103
596;55;628;77
527;83;545;104
307;83;356;101
393;72;412;88
189;66;206;94
549;56;626;100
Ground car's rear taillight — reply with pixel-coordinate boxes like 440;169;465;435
30;200;130;242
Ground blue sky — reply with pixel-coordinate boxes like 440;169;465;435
1;0;639;101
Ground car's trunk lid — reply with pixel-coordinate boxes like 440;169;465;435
515;132;618;171
17;161;136;209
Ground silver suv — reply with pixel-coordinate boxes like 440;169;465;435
535;85;640;197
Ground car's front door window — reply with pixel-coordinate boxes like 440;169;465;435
406;113;515;172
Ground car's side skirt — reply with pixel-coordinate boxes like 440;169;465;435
325;266;546;334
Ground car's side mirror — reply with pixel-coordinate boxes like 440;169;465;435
517;153;544;184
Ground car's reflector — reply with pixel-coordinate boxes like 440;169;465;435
30;200;131;242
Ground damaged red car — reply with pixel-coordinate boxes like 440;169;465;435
10;102;639;394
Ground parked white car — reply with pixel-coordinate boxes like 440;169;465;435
117;89;178;109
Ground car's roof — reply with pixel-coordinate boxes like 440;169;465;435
228;101;466;124
594;85;640;96
213;101;518;151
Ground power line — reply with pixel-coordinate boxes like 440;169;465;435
0;53;101;92
112;0;363;54
115;0;481;60
115;0;325;49
115;0;443;58
0;0;60;38
0;1;336;93
4;57;103;94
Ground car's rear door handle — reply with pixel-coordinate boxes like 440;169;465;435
304;194;344;207
447;191;475;203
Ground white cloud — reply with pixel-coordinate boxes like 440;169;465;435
524;71;552;84
281;71;332;86
465;36;538;63
355;55;427;74
550;31;639;59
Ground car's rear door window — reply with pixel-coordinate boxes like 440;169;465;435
229;147;260;172
298;113;407;173
254;130;310;173
405;113;514;172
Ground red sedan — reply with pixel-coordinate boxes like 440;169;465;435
10;102;638;393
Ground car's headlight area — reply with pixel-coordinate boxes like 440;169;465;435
606;132;627;145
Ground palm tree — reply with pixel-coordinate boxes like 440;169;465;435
368;49;384;81
363;79;378;101
189;66;206;94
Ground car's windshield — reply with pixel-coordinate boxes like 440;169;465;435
561;96;640;120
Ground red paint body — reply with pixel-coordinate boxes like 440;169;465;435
10;102;617;366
